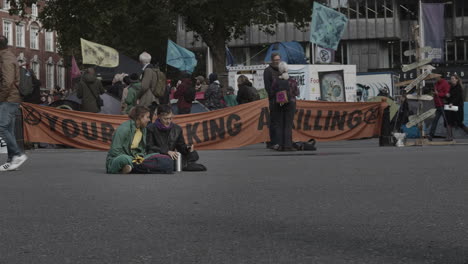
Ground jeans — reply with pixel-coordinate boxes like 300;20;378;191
0;102;21;160
429;107;446;136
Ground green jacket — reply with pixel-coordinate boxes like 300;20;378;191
224;94;238;107
76;72;105;113
124;82;142;114
106;120;147;173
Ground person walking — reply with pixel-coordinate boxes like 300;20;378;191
446;74;468;138
428;73;451;141
0;36;28;171
270;62;299;151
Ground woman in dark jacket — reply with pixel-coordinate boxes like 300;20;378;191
204;73;226;110
173;72;193;114
270;62;300;151
446;74;468;137
236;75;260;104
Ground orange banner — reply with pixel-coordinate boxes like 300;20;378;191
21;100;387;151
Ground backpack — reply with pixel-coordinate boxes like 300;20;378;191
150;68;167;98
184;86;196;102
18;68;34;96
293;139;317;151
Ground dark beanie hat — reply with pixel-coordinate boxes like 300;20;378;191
209;73;218;84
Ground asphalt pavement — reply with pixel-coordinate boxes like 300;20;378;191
1;139;467;264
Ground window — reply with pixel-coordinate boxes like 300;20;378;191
3;21;13;46
31;3;38;17
46;63;54;89
455;39;467;62
366;0;377;19
30;26;39;49
383;0;394;18
31;61;40;80
57;63;65;90
16;24;25;48
45;31;53;52
3;0;10;10
446;40;455;62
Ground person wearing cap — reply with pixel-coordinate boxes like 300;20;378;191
123;73;142;114
195;76;208;93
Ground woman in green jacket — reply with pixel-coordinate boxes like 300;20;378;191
106;106;150;173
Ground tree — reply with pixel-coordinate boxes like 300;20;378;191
10;0;176;66
169;0;314;81
9;0;314;77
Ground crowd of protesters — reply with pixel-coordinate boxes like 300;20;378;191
4;39;468;173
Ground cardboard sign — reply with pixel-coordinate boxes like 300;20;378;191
406;94;433;101
404;71;431;93
402;58;433;72
406;108;437;128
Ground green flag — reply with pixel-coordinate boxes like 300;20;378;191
310;2;348;50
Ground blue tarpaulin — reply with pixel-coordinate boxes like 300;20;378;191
264;42;307;64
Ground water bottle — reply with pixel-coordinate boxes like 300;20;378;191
175;152;182;172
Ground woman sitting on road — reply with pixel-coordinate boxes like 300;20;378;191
106;106;151;174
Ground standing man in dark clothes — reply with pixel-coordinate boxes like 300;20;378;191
21;64;42;104
76;67;105;113
263;52;282;149
428;72;451;141
173;72;193;114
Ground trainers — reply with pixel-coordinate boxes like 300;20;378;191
8;154;28;170
0;162;13;172
121;164;132;174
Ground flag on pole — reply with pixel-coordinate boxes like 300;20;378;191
71;56;81;79
80;38;119;67
166;40;197;73
421;3;445;62
310;2;348;50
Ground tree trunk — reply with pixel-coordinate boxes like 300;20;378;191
204;19;228;92
210;42;228;91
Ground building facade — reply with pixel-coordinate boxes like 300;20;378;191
177;0;468;83
0;0;64;90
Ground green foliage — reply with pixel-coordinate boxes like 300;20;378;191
9;0;313;73
9;0;176;65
